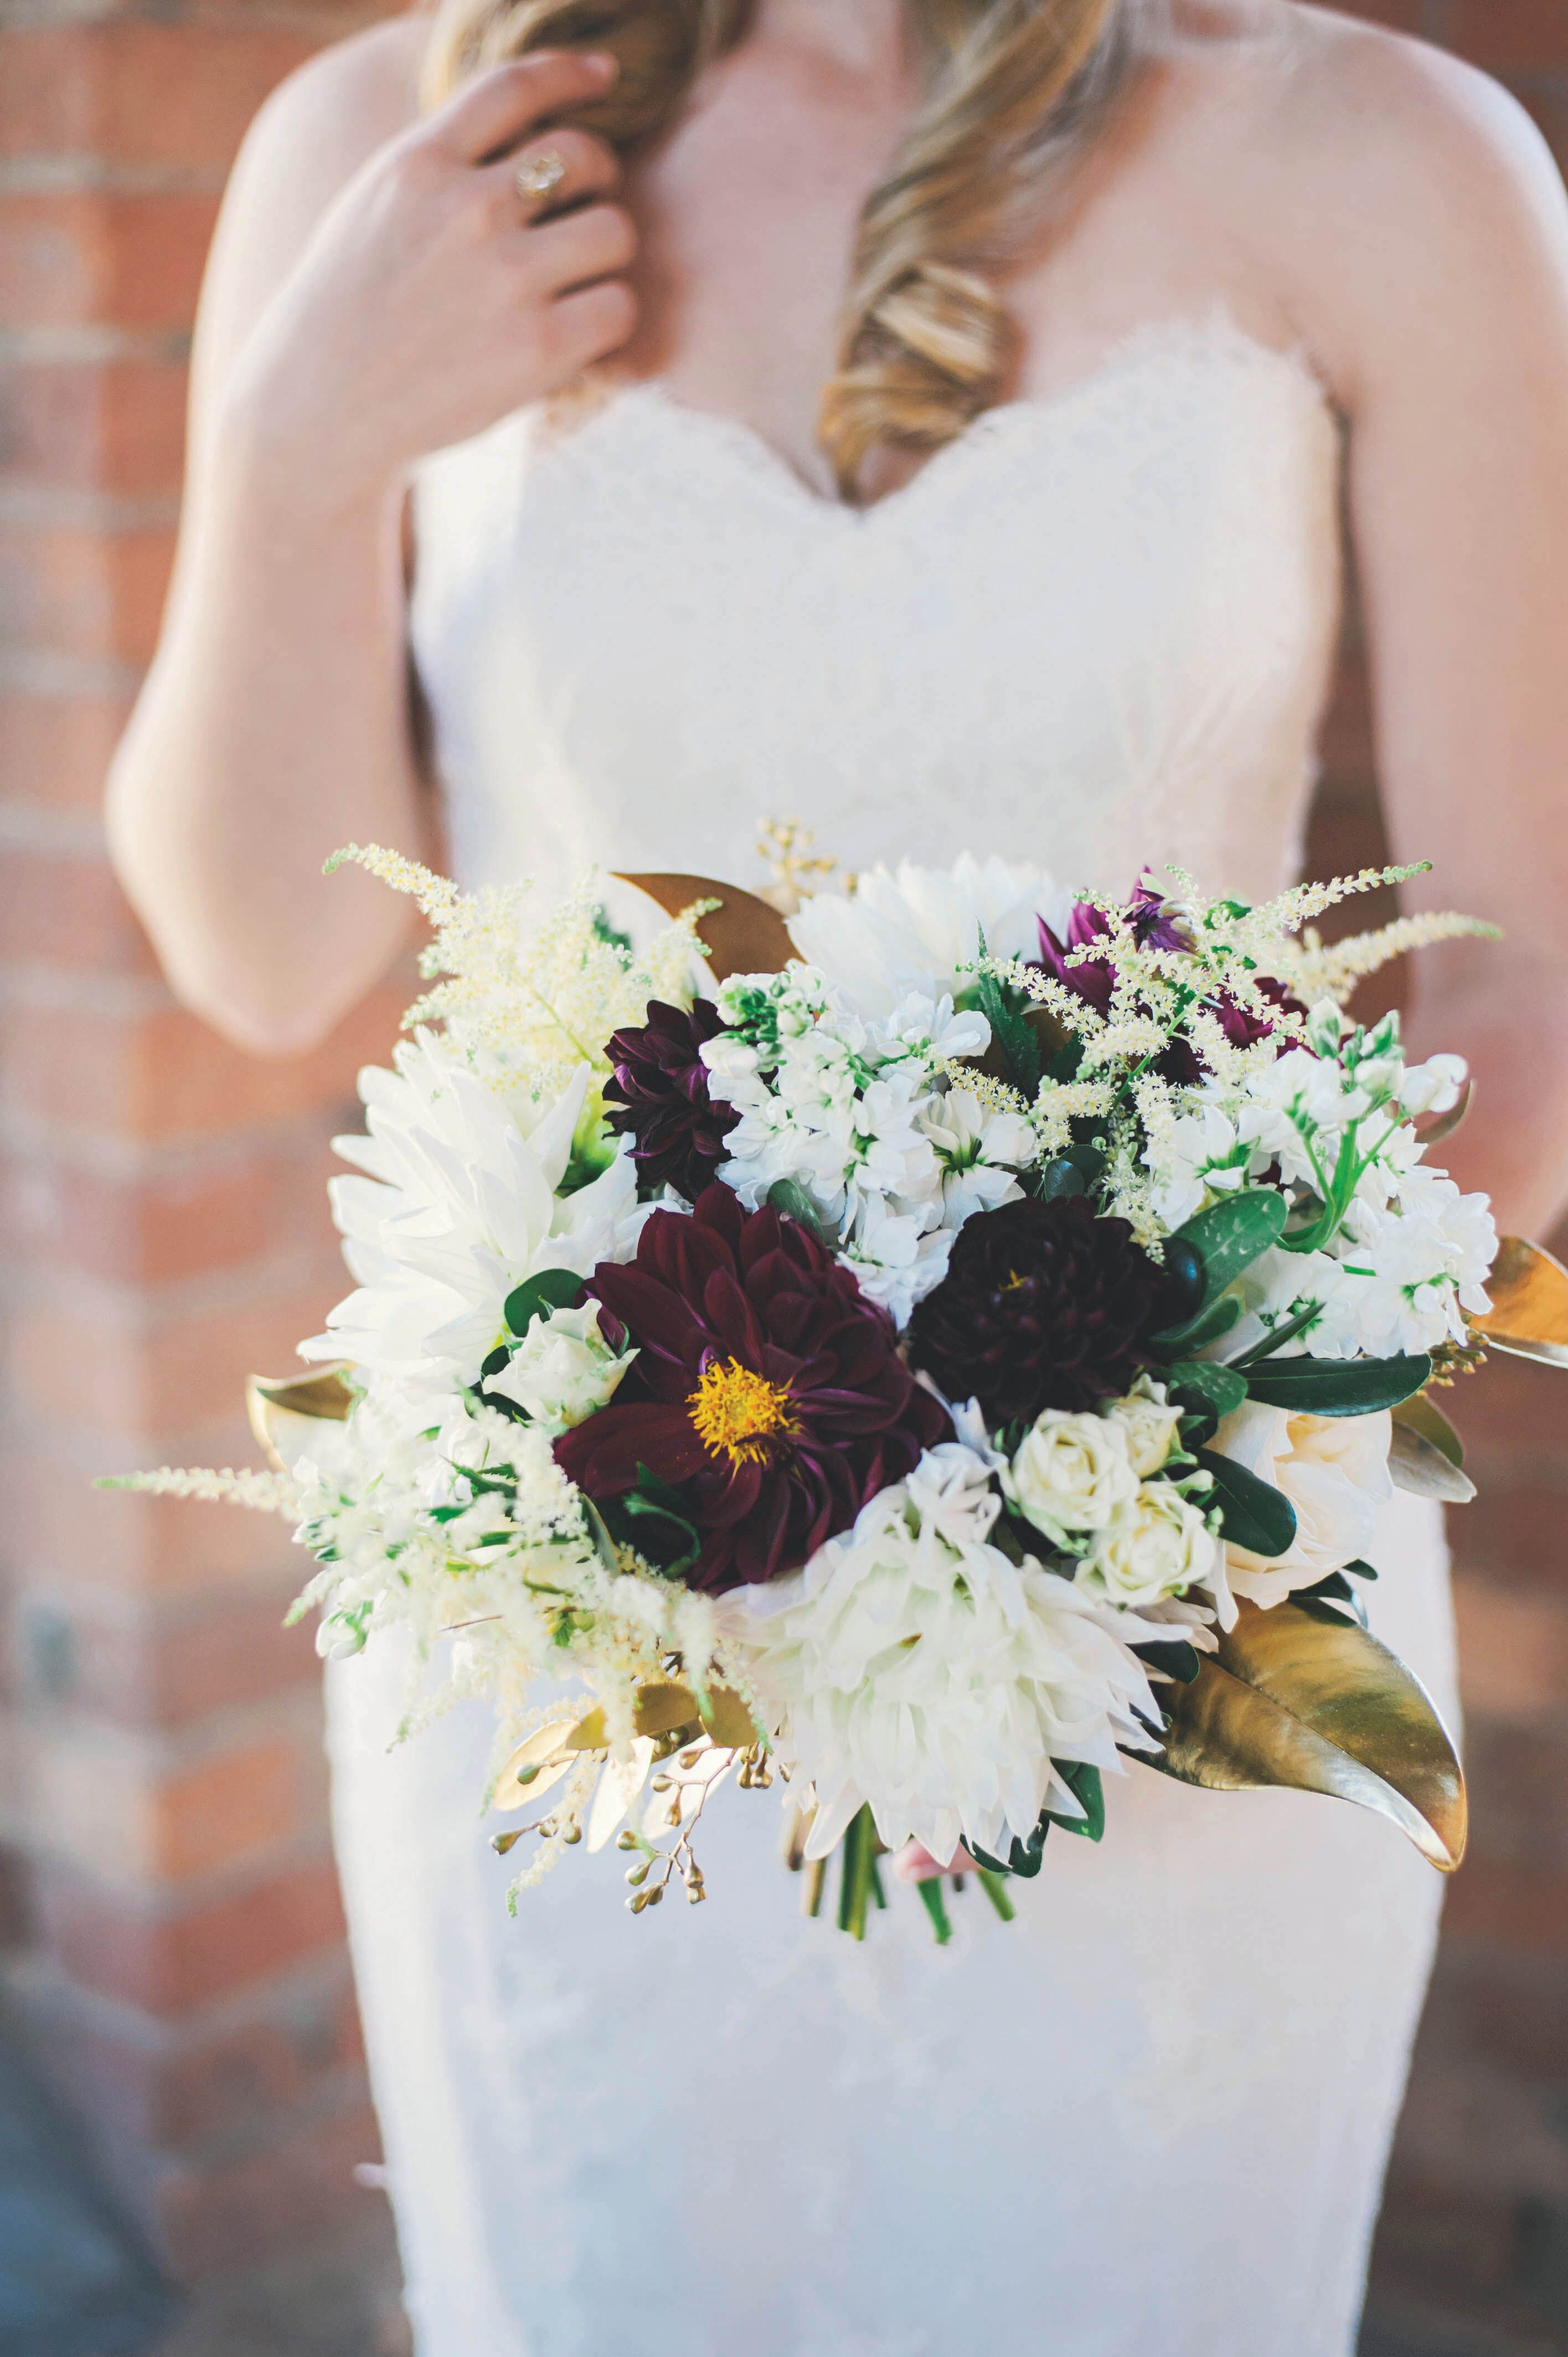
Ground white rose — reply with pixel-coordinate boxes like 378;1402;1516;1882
1003;1411;1138;1546
1101;1377;1183;1479
1078;1481;1219;1609
486;1302;637;1434
1208;1400;1393;1621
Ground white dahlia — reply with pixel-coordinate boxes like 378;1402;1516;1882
301;1033;645;1392
788;856;1067;1021
728;1444;1160;1867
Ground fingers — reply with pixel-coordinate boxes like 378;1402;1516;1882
528;201;636;294
485;126;619;219
544;279;637;373
426;51;617;166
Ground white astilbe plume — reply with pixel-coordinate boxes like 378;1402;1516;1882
727;1444;1162;1868
1274;910;1502;1007
326;843;710;1098
102;1465;301;1513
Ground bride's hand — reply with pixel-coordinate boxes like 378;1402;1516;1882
223;53;635;506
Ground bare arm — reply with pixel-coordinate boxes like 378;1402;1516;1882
1274;20;1568;1237
106;33;634;1054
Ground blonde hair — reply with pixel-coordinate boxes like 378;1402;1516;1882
423;0;1137;497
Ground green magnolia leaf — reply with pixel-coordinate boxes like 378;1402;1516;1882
1154;1293;1244;1357
767;1178;832;1244
1048;1759;1105;1842
1154;1597;1467;1871
1175;1191;1288;1309
1198;1448;1298;1558
1038;1156;1089;1202
970;1819;1049;1880
1244;1353;1432;1417
1164;1361;1249;1421
1134;1637;1203;1685
503;1267;585;1339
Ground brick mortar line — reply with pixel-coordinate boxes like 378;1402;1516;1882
0;326;190;365
0;1234;343;1321
8;1673;329;1772
13;1821;342;1921
7;1938;357;2055
0;800;111;854
0;645;145;696
0;0;384;30
0;481;183;529
0;159;228;198
0;1098;352;1180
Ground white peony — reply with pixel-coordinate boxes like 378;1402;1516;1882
728;1444;1161;1866
1077;1480;1219;1610
484;1300;638;1433
788;856;1067;1021
1003;1411;1138;1546
1100;1376;1184;1479
1207;1401;1394;1624
301;1037;646;1391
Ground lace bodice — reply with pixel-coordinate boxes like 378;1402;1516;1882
410;312;1342;908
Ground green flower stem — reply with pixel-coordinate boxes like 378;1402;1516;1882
977;1870;1017;1923
837;1805;879;1941
917;1879;953;1945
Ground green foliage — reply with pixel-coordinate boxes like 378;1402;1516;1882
503;1267;585;1338
916;1877;953;1946
766;1178;832;1244
1154;1192;1289;1357
1197;1448;1299;1557
1244;1354;1432;1417
974;968;1043;1097
594;1464;701;1577
1153;1293;1243;1358
1133;1637;1203;1686
1164;1361;1248;1422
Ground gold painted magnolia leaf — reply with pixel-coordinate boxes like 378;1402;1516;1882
246;1366;356;1473
564;1679;760;1755
1472;1236;1568;1368
615;872;794;982
1388;1418;1477;1504
1156;1598;1467;1871
1392;1392;1466;1468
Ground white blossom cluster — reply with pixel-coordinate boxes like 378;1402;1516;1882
703;967;1039;1321
1144;1006;1495;1358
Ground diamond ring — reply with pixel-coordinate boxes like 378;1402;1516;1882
515;149;568;214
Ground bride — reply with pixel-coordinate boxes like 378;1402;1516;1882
108;1;1568;2350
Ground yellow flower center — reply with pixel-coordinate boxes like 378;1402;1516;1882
687;1357;799;1468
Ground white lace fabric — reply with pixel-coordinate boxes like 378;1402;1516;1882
326;311;1456;2357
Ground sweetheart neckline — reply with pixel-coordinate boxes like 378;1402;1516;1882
567;310;1335;528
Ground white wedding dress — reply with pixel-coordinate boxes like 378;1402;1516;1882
326;311;1459;2357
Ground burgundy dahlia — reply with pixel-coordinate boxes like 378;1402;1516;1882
906;1194;1184;1428
603;998;738;1201
555;1185;950;1592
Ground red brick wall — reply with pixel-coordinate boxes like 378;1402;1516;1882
0;4;1564;2353
1308;11;1568;2355
0;6;408;2345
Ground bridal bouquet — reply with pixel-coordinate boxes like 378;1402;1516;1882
113;846;1568;1941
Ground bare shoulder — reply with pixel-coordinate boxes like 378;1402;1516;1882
236;15;426;203
1152;2;1568;399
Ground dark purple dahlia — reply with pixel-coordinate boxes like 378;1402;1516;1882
555;1185;950;1593
602;998;738;1202
906;1194;1185;1428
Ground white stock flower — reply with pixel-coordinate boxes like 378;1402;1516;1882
922;1087;1036;1226
484;1301;638;1433
788;856;1066;1020
835;1197;952;1326
1207;1401;1394;1622
1101;1376;1183;1478
728;1443;1160;1866
1077;1481;1219;1610
1399;1053;1468;1119
303;1037;643;1391
1002;1411;1138;1546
